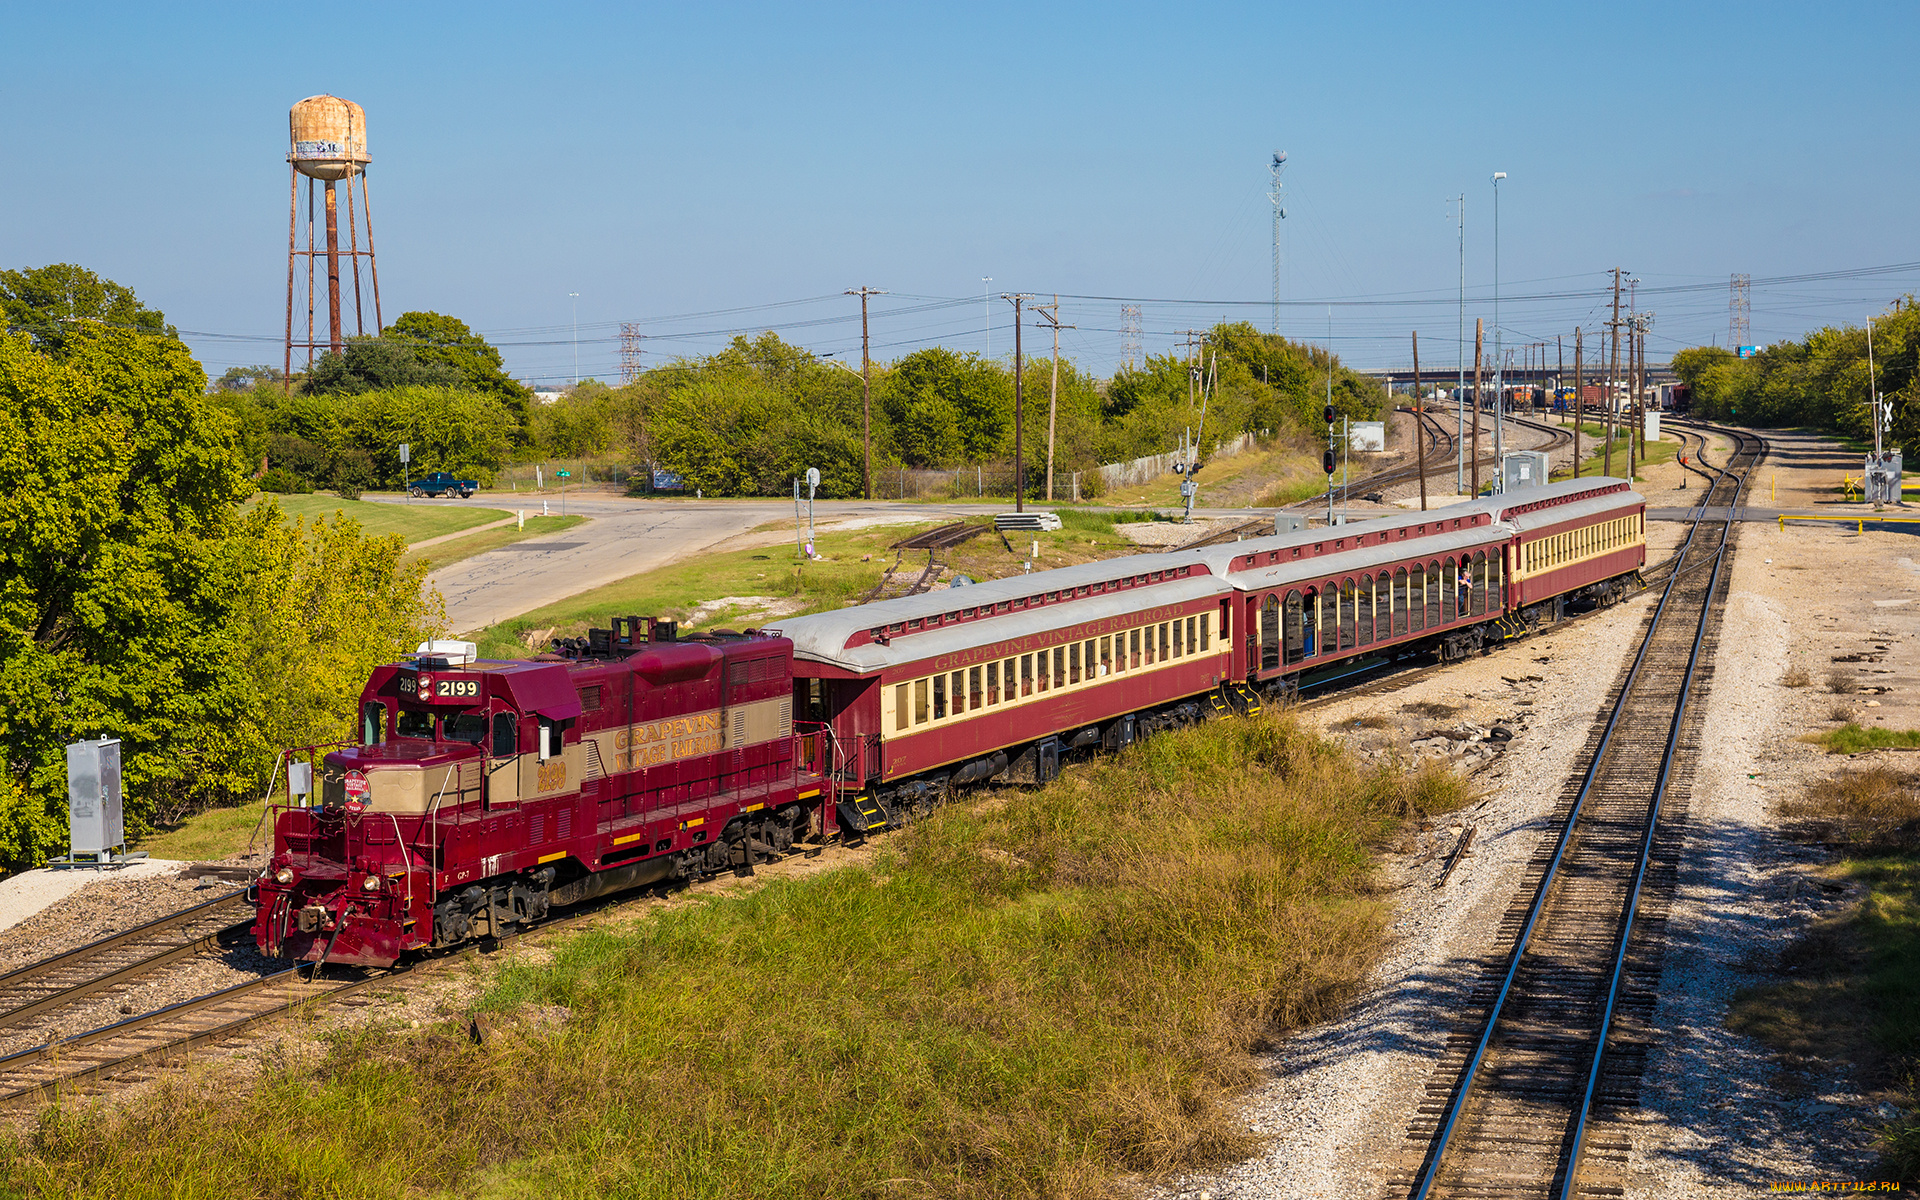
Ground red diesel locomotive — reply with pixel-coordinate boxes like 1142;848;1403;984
253;476;1645;968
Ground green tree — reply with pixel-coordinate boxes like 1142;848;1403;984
387;311;533;433
0;323;444;869
302;336;460;395
0;264;174;359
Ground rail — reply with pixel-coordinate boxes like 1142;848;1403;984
1406;420;1764;1198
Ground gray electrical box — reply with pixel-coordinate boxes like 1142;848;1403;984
1502;451;1550;493
1865;451;1904;506
1273;513;1308;534
66;738;125;859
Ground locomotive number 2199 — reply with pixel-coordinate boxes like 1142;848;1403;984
433;679;479;699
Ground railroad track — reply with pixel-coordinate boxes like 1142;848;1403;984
0;889;250;1037
1393;421;1765;1200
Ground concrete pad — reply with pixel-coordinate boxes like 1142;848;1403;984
0;859;186;935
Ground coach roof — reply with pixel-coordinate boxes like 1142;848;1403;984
764;572;1228;675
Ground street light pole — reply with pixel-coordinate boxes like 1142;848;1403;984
1455;194;1465;495
568;291;580;385
1491;172;1506;490
982;277;993;360
1003;293;1035;511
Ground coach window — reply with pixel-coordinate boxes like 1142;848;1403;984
1156;622;1168;660
1392;568;1408;637
1261;594;1281;670
913;678;929;725
895;684;911;731
986;662;1000;706
1172;619;1184;658
1022;654;1036;697
1187;616;1200;655
970;666;984;710
1064;643;1078;685
1099;638;1112;677
1281;592;1302;665
1471;552;1487;616
1357;576;1375;645
951;671;967;715
1200;613;1211;651
1442;560;1457;623
1338;581;1356;650
1129;628;1141;669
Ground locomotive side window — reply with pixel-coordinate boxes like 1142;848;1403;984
362;702;386;746
896;684;910;731
915;679;930;725
444;712;486;745
397;708;435;740
491;712;515;755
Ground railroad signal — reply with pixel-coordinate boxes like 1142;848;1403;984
1323;404;1337;425
1323;449;1337;475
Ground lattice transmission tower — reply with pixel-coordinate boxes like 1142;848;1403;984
1120;304;1142;371
1729;273;1751;349
619;322;644;384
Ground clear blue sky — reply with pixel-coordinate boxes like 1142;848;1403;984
5;1;1915;384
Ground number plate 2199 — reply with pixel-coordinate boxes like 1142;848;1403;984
434;679;479;699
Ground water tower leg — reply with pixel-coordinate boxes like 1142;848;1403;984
324;180;343;353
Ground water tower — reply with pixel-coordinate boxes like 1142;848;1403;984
283;94;383;380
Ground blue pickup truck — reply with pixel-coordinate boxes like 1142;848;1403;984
408;472;479;499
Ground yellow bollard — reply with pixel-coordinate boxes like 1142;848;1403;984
1779;515;1786;530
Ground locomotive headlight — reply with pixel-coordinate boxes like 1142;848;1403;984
362;875;383;892
275;867;294;885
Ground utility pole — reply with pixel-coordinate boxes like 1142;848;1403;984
1573;328;1584;477
1454;193;1466;496
1003;293;1034;511
1033;296;1074;502
1180;330;1204;406
1472;318;1484;496
1269;151;1288;334
1606;268;1623;479
845;287;887;501
1413;330;1427;511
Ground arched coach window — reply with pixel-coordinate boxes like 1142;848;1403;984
1471;550;1488;616
1261;593;1281;671
1339;579;1357;650
1284;590;1305;665
1321;582;1339;654
1357;575;1375;645
1443;559;1458;623
1301;587;1318;658
1393;567;1409;637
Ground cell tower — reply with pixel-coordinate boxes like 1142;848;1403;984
284;95;382;380
1729;272;1751;349
619;323;644;384
1120;304;1142;371
1269;150;1288;334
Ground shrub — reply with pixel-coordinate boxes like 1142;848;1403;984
1829;670;1861;695
1782;665;1812;688
257;467;311;494
1784;764;1920;850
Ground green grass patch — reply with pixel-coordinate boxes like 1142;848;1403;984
136;802;265;863
402;514;587;573
1566;427;1676;481
0;713;1471;1199
251;494;509;544
1808;724;1920;754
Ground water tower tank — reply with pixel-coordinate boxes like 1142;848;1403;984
288;95;370;181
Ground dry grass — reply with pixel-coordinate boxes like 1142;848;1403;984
1401;700;1464;719
0;712;1463;1200
1782;664;1812;688
1829;669;1861;695
1831;701;1860;723
1784;765;1920;851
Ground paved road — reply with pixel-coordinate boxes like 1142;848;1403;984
365;492;1318;634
